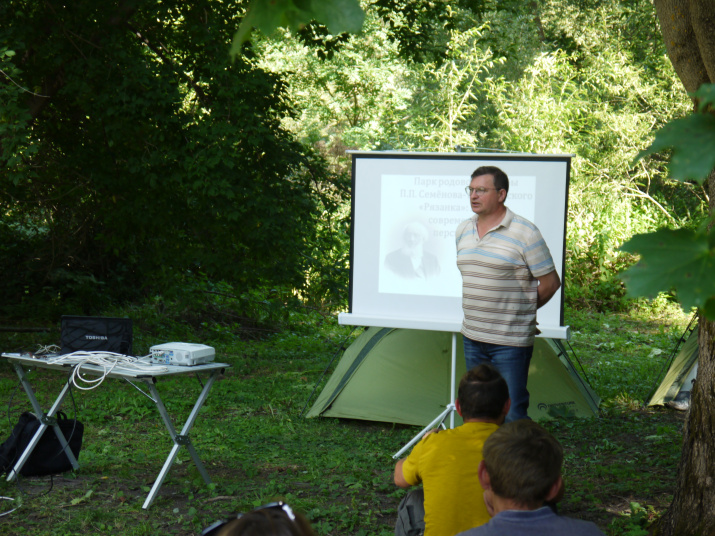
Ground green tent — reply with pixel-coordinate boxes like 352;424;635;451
306;327;600;426
647;325;699;408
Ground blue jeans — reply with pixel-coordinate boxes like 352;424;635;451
463;336;533;422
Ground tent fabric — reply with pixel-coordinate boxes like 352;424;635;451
531;338;601;420
307;327;600;426
647;325;699;407
307;328;465;426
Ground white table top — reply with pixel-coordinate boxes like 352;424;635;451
1;352;230;379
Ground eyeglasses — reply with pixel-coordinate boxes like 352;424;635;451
465;186;498;196
200;502;296;535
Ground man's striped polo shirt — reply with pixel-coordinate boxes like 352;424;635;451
455;207;555;347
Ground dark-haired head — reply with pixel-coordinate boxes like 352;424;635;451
457;364;509;421
202;502;316;536
471;166;509;196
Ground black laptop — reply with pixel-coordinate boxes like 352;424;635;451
60;316;133;356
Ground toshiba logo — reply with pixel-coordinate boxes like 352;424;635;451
85;335;108;340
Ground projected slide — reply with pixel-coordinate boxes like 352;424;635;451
378;174;536;298
342;152;571;338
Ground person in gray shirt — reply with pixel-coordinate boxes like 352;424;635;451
456;420;605;536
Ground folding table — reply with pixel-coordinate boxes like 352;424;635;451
0;352;229;509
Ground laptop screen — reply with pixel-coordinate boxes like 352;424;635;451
60;316;133;356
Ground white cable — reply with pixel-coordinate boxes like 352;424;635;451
45;352;169;390
0;496;18;517
34;344;61;356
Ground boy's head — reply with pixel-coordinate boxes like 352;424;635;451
457;364;509;421
480;420;563;509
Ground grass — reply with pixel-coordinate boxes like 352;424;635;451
0;300;693;535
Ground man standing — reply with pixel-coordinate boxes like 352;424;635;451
456;166;560;422
393;364;510;536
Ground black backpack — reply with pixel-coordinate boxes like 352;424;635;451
0;411;84;477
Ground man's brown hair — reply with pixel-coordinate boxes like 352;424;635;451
471;166;509;195
482;420;563;508
457;364;509;420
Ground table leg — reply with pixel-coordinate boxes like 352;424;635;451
7;363;79;481
141;370;219;509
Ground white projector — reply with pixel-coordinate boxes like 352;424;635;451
149;342;215;366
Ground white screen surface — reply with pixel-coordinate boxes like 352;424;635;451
340;152;571;339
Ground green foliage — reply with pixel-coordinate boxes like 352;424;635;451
0;0;347;321
566;301;689;402
621;228;715;319
252;0;700;314
232;0;365;54
476;2;695;309
255;10;414;169
2;0;708;326
371;0;454;63
639;114;715;185
693;84;715;111
294;22;352;61
0;47;35;186
623;83;715;319
616;508;651;536
394;25;503;151
637;84;715;184
300;173;352;310
116;277;315;346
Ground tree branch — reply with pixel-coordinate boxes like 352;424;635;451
623;185;677;223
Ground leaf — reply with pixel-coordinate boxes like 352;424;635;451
704;297;715;319
70;489;94;506
620;228;715;318
693;84;715;112
311;0;365;35
232;0;287;56
636;113;715;185
231;0;364;56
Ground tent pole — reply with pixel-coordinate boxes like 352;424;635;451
391;332;460;458
645;312;698;404
392;403;456;459
450;333;457;429
300;326;359;417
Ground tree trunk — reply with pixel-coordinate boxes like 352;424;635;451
654;316;715;535
651;2;715;531
653;0;711;93
651;174;715;536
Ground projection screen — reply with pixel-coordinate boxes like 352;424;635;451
338;151;572;340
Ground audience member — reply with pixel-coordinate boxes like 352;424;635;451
393;364;510;536
456;420;605;536
200;501;316;536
